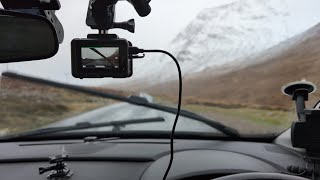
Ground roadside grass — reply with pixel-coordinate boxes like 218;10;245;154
0;76;296;136
0;92;112;134
183;104;294;127
153;94;295;130
0;77;114;135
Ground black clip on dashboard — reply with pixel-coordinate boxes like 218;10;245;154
39;154;73;180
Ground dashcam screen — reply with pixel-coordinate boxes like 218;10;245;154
81;47;120;69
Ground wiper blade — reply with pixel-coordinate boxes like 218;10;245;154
0;117;165;141
2;72;240;137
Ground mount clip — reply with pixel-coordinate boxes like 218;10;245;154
39;155;73;180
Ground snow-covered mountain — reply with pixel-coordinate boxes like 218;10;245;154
131;0;294;84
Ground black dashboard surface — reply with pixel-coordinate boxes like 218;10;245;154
0;139;305;180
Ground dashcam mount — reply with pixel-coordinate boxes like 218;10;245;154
85;0;151;32
86;0;136;33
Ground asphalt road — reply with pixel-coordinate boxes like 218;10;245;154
49;102;217;133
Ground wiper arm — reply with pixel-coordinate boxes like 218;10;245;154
0;117;165;141
2;72;240;137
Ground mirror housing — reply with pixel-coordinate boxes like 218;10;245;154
0;9;59;63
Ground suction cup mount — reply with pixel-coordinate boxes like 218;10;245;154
282;80;317;121
282;80;320;159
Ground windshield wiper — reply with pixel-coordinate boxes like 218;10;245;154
0;117;165;141
2;72;240;137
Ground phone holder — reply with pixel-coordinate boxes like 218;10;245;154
282;81;320;159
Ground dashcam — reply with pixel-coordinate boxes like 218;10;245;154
71;38;132;78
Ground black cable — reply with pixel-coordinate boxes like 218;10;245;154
141;49;182;180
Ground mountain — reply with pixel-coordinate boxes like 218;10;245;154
130;0;293;84
171;0;289;70
146;22;320;110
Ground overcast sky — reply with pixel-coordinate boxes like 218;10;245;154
2;0;320;85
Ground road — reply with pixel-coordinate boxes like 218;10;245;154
48;102;217;133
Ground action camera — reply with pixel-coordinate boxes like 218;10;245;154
71;0;151;79
71;37;133;78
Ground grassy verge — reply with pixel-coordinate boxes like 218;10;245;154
153;94;294;134
0;77;114;135
0;76;295;136
184;104;294;127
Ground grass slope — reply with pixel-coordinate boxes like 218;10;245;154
0;77;114;135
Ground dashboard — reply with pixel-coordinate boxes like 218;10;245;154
0;136;306;180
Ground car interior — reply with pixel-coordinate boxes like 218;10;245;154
0;0;320;180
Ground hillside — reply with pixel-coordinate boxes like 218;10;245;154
112;0;294;86
169;0;290;73
147;22;320;111
0;76;115;135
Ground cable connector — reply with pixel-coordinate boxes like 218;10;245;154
129;47;144;55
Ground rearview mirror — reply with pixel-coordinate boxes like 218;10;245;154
0;10;59;63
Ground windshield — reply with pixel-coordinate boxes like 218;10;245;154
1;0;320;138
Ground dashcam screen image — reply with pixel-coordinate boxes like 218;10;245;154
81;47;120;69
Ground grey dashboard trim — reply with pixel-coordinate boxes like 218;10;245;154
141;150;280;180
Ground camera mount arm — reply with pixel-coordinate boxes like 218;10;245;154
282;81;316;121
86;0;117;31
127;0;151;17
86;0;151;33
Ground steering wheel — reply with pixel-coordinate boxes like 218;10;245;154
213;173;309;180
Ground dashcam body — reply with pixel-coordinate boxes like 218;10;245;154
71;0;151;79
71;34;132;79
